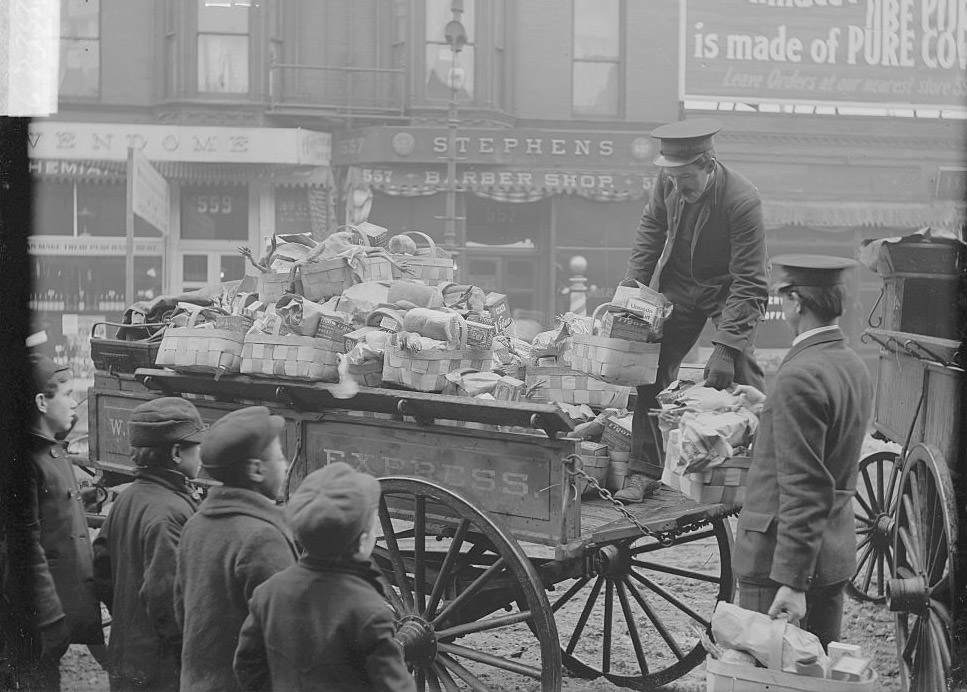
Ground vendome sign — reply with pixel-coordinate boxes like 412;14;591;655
683;0;967;108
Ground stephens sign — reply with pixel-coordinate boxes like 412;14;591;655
683;0;967;108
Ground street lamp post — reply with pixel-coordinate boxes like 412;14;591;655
439;2;467;255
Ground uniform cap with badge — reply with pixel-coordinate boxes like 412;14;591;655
769;254;858;293
651;118;722;168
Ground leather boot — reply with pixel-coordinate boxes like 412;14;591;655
613;473;662;503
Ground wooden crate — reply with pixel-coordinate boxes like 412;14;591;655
881;275;961;341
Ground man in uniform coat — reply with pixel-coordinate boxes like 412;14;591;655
732;255;873;648
4;355;103;689
616;118;768;502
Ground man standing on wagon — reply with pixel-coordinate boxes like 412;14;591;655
615;118;769;503
732;255;873;648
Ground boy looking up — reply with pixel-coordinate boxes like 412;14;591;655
93;397;206;691
235;462;415;692
174;406;297;692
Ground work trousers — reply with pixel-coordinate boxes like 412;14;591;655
737;579;847;650
630;302;764;478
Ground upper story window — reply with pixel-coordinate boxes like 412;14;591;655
197;0;251;94
425;0;475;101
572;0;621;117
60;0;100;98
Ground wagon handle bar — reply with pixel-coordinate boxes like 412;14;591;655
866;287;884;329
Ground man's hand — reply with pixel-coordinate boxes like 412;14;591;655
768;585;806;623
731;384;766;413
704;344;737;390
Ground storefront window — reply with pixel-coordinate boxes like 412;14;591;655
31;181;141;237
275;187;312;235
197;0;250;94
32;182;74;236
76;183;126;236
60;0;100;98
425;0;475;101
572;0;621;117
181;185;249;240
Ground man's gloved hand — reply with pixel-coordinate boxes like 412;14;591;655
704;344;737;390
39;619;71;661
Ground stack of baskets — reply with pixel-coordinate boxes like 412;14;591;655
156;315;248;378
240;329;344;382
568;303;661;387
382;335;493;393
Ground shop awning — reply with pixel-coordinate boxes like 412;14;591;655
30;159;332;187
345;164;653;202
763;200;966;232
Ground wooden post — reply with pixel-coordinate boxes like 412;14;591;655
125;147;135;307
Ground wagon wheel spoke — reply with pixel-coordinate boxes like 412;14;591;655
432;662;460;692
550;576;592;613
438;651;492;692
884;456;902;513
439;641;543;679
424;667;442;692
628;570;708;626
858;543;877;595
379;496;415;612
425;518;471;619
629;560;721;584
431;558;507;628
614;581;649;678
417;669;426;692
564;576;604;656
436;610;536;640
861;468;880;514
853;512;874;526
602;580;614;674
853;490;875;519
623;576;686;660
415;496;427;614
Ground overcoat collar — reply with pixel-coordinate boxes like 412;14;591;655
198;486;290;536
780;326;844;367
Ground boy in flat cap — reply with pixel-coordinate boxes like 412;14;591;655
234;462;415;692
92;396;206;691
617;118;769;502
732;255;872;648
3;355;103;689
175;406;298;692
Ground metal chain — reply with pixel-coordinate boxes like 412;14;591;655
564;454;739;545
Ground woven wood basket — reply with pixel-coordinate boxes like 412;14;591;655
240;332;343;382
347;358;384;387
257;271;297;303
524;365;631;408
569;303;661;387
156;326;245;377
293;259;355;301
685;455;752;505
382;338;493;393
392;231;455;286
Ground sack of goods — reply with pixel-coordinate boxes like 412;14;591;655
656;381;759;505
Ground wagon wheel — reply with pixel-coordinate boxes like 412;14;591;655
551;518;734;690
888;444;956;692
846;450;902;604
373;477;562;692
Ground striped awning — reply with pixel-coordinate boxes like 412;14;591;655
763;200;966;232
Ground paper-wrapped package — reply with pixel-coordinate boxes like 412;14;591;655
678;409;758;473
711;602;829;674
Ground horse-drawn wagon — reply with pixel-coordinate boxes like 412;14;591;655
82;363;737;691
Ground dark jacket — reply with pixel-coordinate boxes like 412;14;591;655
624;161;768;352
93;467;199;691
733;329;873;591
234;557;415;692
175;486;298;692
7;432;102;644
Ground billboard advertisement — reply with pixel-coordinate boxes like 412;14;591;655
682;0;967;108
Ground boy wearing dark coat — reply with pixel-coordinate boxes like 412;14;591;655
3;355;103;690
234;462;415;692
175;406;298;692
93;397;206;691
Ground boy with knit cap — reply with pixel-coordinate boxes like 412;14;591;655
93;396;206;691
175;406;298;692
234;462;415;692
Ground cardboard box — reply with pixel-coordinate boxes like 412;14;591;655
315;315;354;341
465;319;496;348
343;326;381;352
493;375;525;402
354;221;389;247
484;292;512;331
599;310;656;342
